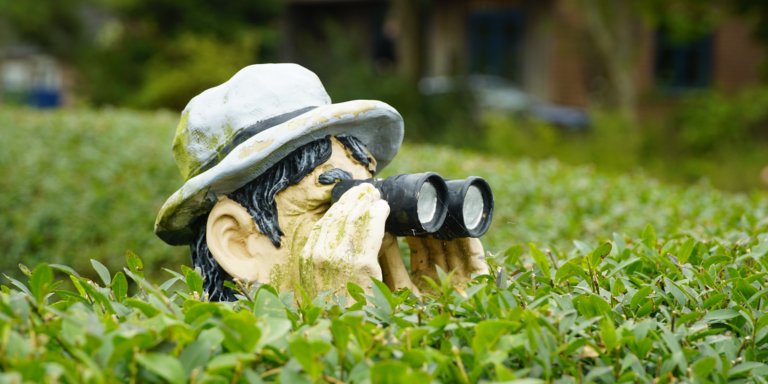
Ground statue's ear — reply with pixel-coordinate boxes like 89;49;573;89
206;196;265;282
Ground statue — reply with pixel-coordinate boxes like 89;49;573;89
155;64;492;301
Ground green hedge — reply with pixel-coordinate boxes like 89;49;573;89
2;226;768;383
2;108;768;382
2;108;766;284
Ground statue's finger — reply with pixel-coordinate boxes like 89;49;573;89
424;237;449;273
406;236;430;275
345;198;388;264
444;240;465;278
463;237;490;275
315;183;376;255
379;234;421;295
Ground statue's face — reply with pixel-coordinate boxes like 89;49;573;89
205;137;374;286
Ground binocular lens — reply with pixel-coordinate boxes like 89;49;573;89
330;173;493;239
331;172;449;237
417;181;438;223
432;176;494;240
463;185;485;230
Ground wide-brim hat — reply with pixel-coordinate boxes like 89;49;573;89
155;64;404;245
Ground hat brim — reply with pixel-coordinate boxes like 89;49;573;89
155;100;404;245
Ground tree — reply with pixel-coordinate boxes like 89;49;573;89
1;0;283;110
577;0;722;120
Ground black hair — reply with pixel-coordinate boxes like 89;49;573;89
190;135;371;301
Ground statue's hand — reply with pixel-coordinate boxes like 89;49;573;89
405;237;489;293
299;183;389;299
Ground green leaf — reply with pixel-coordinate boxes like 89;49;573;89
636;300;654;318
5;274;33;297
207;353;256;371
178;340;211;377
631;286;653;310
589;243;612;270
554;263;575;284
112;272;128;303
330;319;350;355
184;268;203;296
346;282;365;303
473;320;516;354
703;309;740;321
372;278;396;311
729;362;768;377
401;349;428;369
126;251;144;279
288;337;331;379
605;256;640;278
664;278;686;307
756;313;768;330
600;317;618;351
732;278;758;301
90;259;111;286
692;356;715;377
504;245;523;265
221;311;261;353
703;255;730;269
136;353;186;384
125;298;160;317
18;264;32;278
49;264;80;278
529;243;551;279
703;293;727;309
30;264;53;306
677;312;703;325
254;289;286;318
641;224;656;250
370;360;408;384
613;233;626;256
677;238;695;265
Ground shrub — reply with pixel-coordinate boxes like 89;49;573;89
2;226;768;383
2;108;767;285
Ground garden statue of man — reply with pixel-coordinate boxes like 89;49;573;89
155;64;488;301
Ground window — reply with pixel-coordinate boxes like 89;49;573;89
655;30;713;90
467;10;524;82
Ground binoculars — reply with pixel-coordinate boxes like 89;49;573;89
331;172;494;240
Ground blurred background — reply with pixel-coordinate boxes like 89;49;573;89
2;0;768;281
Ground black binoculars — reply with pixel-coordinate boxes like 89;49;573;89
331;172;494;240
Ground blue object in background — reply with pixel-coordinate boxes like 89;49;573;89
2;88;60;108
31;88;61;108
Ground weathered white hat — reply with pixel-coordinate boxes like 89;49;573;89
155;63;404;245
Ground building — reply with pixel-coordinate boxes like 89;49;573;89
279;0;765;109
0;45;67;108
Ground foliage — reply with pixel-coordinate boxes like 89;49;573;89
3;222;768;382
0;0;282;109
0;108;186;283
2;107;767;284
480;92;768;192
0;0;85;58
674;87;768;153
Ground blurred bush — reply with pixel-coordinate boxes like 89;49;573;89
0;108;186;282
0;0;281;109
481;86;768;191
675;87;768;152
134;33;261;109
2;108;766;284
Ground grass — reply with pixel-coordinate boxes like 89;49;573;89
2;107;768;382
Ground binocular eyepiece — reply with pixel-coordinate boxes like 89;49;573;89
331;172;494;240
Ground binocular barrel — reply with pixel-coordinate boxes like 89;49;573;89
330;173;494;239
